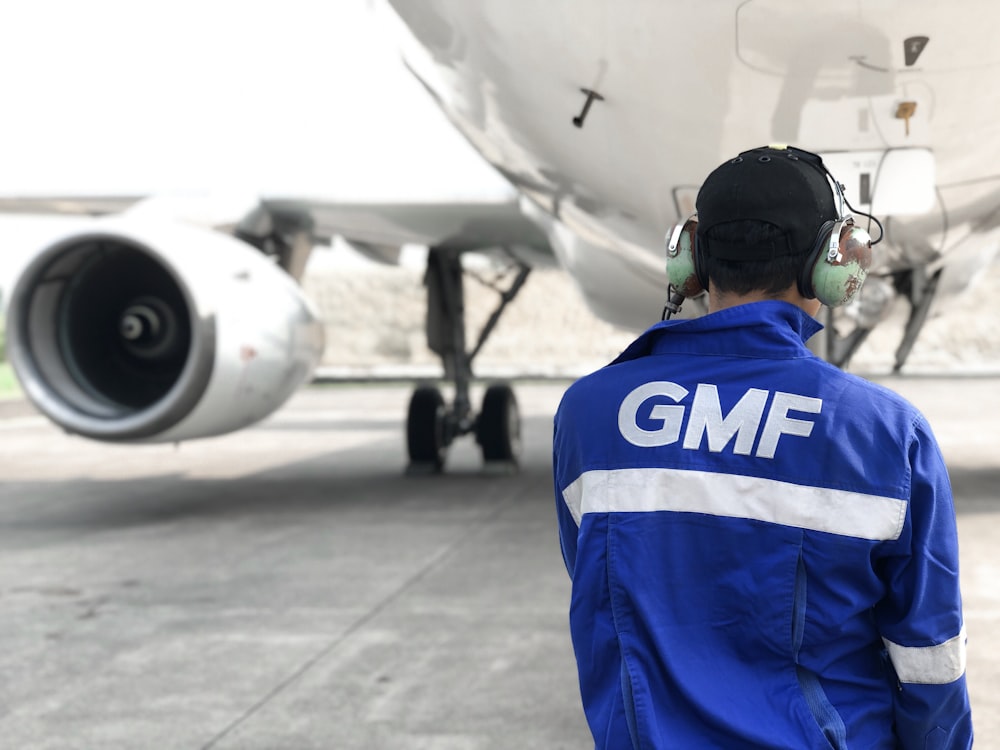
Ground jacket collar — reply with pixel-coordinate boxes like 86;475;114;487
610;301;823;365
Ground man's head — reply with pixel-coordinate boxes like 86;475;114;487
694;145;840;302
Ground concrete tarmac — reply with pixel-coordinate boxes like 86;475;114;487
0;378;997;749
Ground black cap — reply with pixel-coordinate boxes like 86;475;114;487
695;145;840;260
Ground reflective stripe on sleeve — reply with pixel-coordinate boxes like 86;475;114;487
560;467;907;541
562;479;584;527
883;627;968;685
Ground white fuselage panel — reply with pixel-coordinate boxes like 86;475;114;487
386;0;1000;329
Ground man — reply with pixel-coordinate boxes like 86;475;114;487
552;145;972;748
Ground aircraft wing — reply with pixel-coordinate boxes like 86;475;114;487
258;196;556;266
0;196;142;217
0;192;558;267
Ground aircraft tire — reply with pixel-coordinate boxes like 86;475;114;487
477;383;521;463
406;385;447;470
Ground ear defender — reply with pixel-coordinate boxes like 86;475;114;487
665;215;707;298
665;170;875;318
797;217;873;307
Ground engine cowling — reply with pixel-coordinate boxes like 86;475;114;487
5;218;324;442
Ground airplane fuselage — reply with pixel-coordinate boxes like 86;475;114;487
387;0;1000;330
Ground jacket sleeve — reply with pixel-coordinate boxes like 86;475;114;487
874;415;973;749
552;410;580;579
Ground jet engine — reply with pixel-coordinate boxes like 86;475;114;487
5;218;324;442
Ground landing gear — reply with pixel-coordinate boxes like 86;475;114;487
405;247;529;473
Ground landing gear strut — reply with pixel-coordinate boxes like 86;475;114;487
891;266;943;373
405;247;530;474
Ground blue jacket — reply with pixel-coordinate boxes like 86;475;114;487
553;301;972;749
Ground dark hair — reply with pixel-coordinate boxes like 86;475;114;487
702;220;809;297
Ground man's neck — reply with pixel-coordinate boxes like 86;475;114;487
708;287;822;318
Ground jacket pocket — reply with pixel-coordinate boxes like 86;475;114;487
620;657;640;750
793;551;848;750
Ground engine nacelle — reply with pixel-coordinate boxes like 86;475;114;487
6;218;324;442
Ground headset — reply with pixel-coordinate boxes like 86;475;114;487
663;147;882;319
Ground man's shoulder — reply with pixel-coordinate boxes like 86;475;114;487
803;361;928;444
826;364;920;411
556;359;646;418
558;365;618;406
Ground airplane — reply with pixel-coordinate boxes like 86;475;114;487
3;0;1000;473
